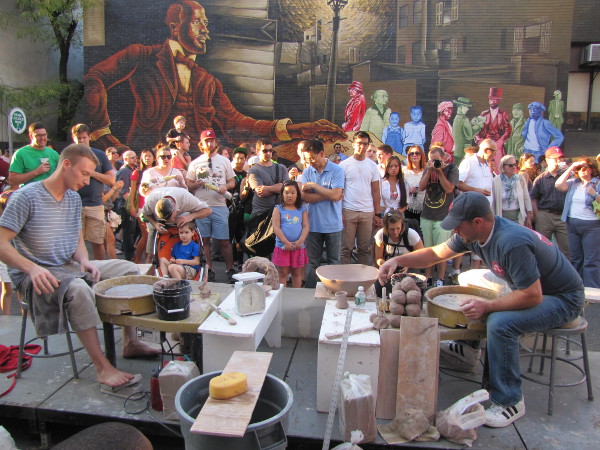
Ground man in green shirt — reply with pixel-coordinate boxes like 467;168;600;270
8;122;60;187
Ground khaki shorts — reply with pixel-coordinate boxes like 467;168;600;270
184;265;198;280
82;205;106;245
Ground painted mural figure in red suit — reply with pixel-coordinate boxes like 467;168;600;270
431;101;454;161
342;81;366;132
84;1;344;150
475;87;512;173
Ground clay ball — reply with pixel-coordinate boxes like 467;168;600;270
389;302;405;316
400;277;419;293
405;304;422;317
406;290;422;305
390;290;406;305
392;282;404;292
372;316;390;330
389;315;402;328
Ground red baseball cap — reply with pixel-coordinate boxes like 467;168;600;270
200;129;216;141
545;147;564;159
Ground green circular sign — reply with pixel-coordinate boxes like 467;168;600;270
9;107;27;134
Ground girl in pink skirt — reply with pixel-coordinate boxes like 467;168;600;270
272;180;309;287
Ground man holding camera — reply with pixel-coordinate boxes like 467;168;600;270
418;145;458;287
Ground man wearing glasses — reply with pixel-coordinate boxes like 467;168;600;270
187;129;236;282
8;122;59;188
529;147;569;258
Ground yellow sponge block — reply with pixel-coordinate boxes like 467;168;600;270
209;372;248;399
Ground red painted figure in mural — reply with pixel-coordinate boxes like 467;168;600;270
475;87;512;172
84;1;344;150
431;101;454;161
342;81;366;132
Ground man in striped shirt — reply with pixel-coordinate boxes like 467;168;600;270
0;144;151;388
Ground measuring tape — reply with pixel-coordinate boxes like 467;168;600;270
322;304;354;450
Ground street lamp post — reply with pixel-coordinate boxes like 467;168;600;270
323;0;348;122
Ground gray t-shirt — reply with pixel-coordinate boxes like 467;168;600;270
421;163;459;221
248;163;289;216
0;181;82;284
78;147;113;207
447;216;583;296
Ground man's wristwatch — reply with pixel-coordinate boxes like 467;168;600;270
375;212;383;218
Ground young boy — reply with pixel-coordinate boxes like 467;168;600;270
159;222;200;280
165;115;186;148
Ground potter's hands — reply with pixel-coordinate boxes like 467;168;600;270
27;265;59;295
80;260;101;284
378;258;399;285
459;298;488;320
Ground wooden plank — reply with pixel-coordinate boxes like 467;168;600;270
376;329;400;419
396;317;439;421
191;351;272;437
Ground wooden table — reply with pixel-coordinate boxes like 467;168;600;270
99;280;221;367
198;285;283;373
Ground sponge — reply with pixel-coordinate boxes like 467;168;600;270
209;372;248;399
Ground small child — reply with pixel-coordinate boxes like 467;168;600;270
272;180;309;288
159;222;200;280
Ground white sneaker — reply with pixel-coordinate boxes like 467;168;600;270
434;279;444;287
484;398;526;427
440;341;481;372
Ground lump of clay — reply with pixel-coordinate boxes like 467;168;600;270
405;290;422;305
399;277;419;293
390;302;405;316
392;282;404;292
372;316;390;330
405;304;422;317
389;315;401;328
390;290;406;305
242;257;279;289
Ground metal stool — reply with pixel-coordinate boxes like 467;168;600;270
520;317;594;415
16;294;84;379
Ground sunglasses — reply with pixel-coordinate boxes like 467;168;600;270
408;152;420;156
503;163;517;168
158;154;172;159
577;165;591;171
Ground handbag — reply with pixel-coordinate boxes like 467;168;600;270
244;209;275;257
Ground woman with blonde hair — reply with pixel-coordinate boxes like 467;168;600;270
492;154;533;227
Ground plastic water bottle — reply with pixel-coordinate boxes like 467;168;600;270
355;286;366;306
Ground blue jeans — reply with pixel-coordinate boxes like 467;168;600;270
567;217;600;288
486;288;583;406
304;231;342;288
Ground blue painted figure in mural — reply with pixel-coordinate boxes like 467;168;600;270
505;103;526;160
83;1;345;150
382;112;405;156
343;81;366;132
360;90;391;140
548;90;564;131
522;102;564;163
403;106;426;153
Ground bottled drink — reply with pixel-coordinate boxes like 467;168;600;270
355;286;366;306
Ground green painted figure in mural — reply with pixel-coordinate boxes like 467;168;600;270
506;103;526;160
548;90;564;130
360;90;391;140
452;97;482;166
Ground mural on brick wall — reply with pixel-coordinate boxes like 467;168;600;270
84;0;574;163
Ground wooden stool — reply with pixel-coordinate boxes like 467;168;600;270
520;317;594;415
16;293;83;379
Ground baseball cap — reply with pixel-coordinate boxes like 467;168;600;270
545;147;564;159
155;198;175;221
200;129;216;141
440;192;492;230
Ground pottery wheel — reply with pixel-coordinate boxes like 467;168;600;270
430;293;491;311
104;284;155;298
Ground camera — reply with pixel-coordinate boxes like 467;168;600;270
433;159;442;169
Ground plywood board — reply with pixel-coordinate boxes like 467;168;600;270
191;351;272;437
396;317;439;421
376;329;400;419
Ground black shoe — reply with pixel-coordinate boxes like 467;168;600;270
226;269;237;284
207;268;215;282
426;278;433;287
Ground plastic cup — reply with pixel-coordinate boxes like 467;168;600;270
40;158;49;164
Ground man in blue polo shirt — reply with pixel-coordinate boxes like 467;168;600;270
301;139;345;288
378;192;583;428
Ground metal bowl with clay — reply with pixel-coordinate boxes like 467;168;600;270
94;275;162;316
425;285;499;329
316;264;379;297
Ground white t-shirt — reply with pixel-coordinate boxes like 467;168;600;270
374;227;420;258
569;184;598;220
458;154;493;204
187;153;235;207
340;156;380;211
